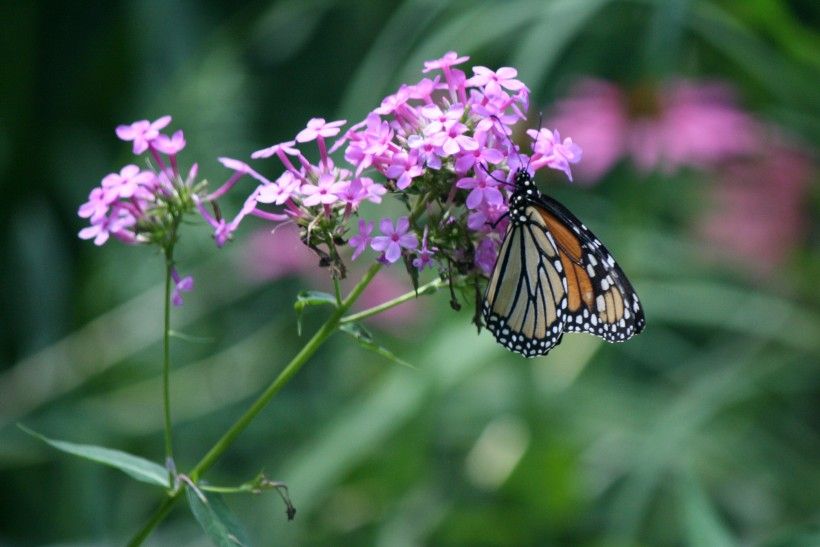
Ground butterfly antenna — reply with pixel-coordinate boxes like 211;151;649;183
524;111;544;175
489;114;526;172
479;161;514;188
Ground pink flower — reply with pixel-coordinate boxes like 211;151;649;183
371;217;418;263
243;224;318;281
78;205;137;246
295;118;347;143
699;143;812;277
406;134;443;170
301;173;347;207
78;187;116;223
527;128;583;181
343;113;393;173
171;267;194;307
115;115;172;154
423;106;472;157
475;238;499;276
100;164;156;200
546;78;761;183
466;66;527;92
196;192;263;248
251;140;300;159
297;118;347;170
547;80;626;183
454;129;505;173
349;220;374;260
384;149;423;190
422;51;469;73
359;177;387;204
630;82;760;173
257;171;300;206
152;130;186;155
467;202;509;237
412;227;437;271
457;171;504;209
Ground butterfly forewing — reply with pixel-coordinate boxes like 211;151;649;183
536;194;645;342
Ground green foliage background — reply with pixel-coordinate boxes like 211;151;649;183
1;0;818;545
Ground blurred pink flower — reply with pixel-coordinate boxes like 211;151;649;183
699;143;813;277
243;223;318;281
354;272;420;328
547;78;761;183
242;222;420;329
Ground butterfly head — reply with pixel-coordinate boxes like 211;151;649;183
513;168;534;189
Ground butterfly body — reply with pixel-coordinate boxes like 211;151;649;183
482;169;645;357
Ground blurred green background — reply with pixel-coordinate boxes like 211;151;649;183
1;1;818;545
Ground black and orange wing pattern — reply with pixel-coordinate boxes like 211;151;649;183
482;168;644;357
535;194;645;343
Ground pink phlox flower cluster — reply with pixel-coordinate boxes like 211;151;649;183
224;52;580;277
214;117;390;240
79;115;194;246
81;115;202;304
547;78;760;183
328;52;543;271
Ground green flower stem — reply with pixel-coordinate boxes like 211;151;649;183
129;262;382;545
162;251;175;487
198;484;253;494
333;276;343;306
340;277;446;325
128;497;175;547
188;265;382;482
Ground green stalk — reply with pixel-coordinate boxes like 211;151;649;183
162;250;175;487
332;276;343;306
131;188;433;544
128;262;382;545
340;277;445;324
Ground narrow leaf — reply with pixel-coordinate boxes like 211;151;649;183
294;290;338;336
18;424;168;487
339;323;417;370
186;486;251;547
680;470;735;547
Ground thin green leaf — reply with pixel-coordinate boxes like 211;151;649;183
680;469;735;547
169;330;216;344
293;290;337;336
186;486;251;547
18;424;168;487
394;0;544;86
689;2;820;113
512;0;611;92
339;323;417;370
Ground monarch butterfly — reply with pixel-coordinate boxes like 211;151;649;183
483;168;645;357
